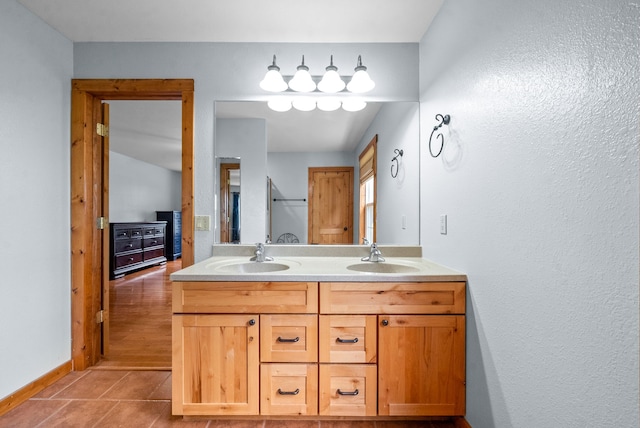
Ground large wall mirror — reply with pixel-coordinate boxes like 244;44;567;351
214;100;420;246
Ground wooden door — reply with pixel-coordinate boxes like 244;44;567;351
378;315;466;416
219;163;240;243
99;102;110;355
172;314;259;416
308;167;354;244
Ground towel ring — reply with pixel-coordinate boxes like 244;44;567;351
428;114;451;158
391;149;403;178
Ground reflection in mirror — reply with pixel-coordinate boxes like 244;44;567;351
218;158;240;243
215;101;420;245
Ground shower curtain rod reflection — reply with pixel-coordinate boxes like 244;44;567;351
273;198;307;202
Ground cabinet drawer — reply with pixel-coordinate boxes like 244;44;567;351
114;239;142;254
143;247;165;261
260;363;317;415
173;282;318;314
319;364;377;416
143;236;164;248
319;315;376;363
115;252;143;269
261;315;317;363
320;282;465;314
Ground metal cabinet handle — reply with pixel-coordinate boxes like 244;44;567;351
337;389;359;396
336;337;358;344
381;319;389;326
277;336;300;343
277;388;300;395
248;319;256;326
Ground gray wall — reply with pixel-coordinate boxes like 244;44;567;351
419;1;639;427
215;118;268;243
0;1;73;399
109;151;181;222
268;152;353;244
354;102;420;244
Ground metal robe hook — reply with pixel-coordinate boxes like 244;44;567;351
391;149;403;178
428;114;451;158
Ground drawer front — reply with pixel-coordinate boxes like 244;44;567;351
173;282;318;314
143;236;164;248
261;315;318;363
320;282;466;314
319;315;376;363
260;363;318;415
113;228;133;240
114;238;142;254
319;364;377;416
115;252;143;269
130;228;143;239
143;247;165;261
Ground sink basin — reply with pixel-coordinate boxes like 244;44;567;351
346;262;420;274
214;262;291;273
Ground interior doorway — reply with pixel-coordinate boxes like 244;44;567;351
70;79;194;370
307;166;354;244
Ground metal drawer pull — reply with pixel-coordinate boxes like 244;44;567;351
337;389;359;396
336;337;358;344
277;336;300;343
277;388;300;395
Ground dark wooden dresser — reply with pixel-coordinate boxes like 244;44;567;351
156;211;181;261
109;222;167;279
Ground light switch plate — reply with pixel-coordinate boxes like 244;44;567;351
195;215;211;231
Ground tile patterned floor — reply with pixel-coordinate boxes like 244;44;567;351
0;370;456;428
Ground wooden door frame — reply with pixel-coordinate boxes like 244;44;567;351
70;79;194;370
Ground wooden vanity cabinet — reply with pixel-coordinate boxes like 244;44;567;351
172;280;465;419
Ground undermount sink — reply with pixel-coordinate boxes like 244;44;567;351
207;258;300;273
346;262;420;274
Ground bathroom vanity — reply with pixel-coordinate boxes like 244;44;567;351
170;245;466;421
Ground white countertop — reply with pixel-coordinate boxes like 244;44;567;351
170;245;466;282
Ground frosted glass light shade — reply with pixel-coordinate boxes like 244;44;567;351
292;97;316;111
260;55;288;92
346;55;375;93
267;98;292;112
317;98;341;112
342;99;367;112
318;56;345;93
288;56;316;92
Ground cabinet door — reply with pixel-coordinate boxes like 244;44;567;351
172;314;259;416
378;315;465;416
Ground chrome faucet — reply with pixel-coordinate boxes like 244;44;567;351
250;242;273;262
361;243;385;262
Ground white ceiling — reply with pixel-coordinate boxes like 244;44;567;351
18;0;443;43
19;0;442;171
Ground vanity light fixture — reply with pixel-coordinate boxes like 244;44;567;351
346;55;375;93
288;56;317;92
259;55;288;92
317;55;346;93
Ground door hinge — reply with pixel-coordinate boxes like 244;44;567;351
96;123;109;137
96;310;104;324
96;217;108;230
